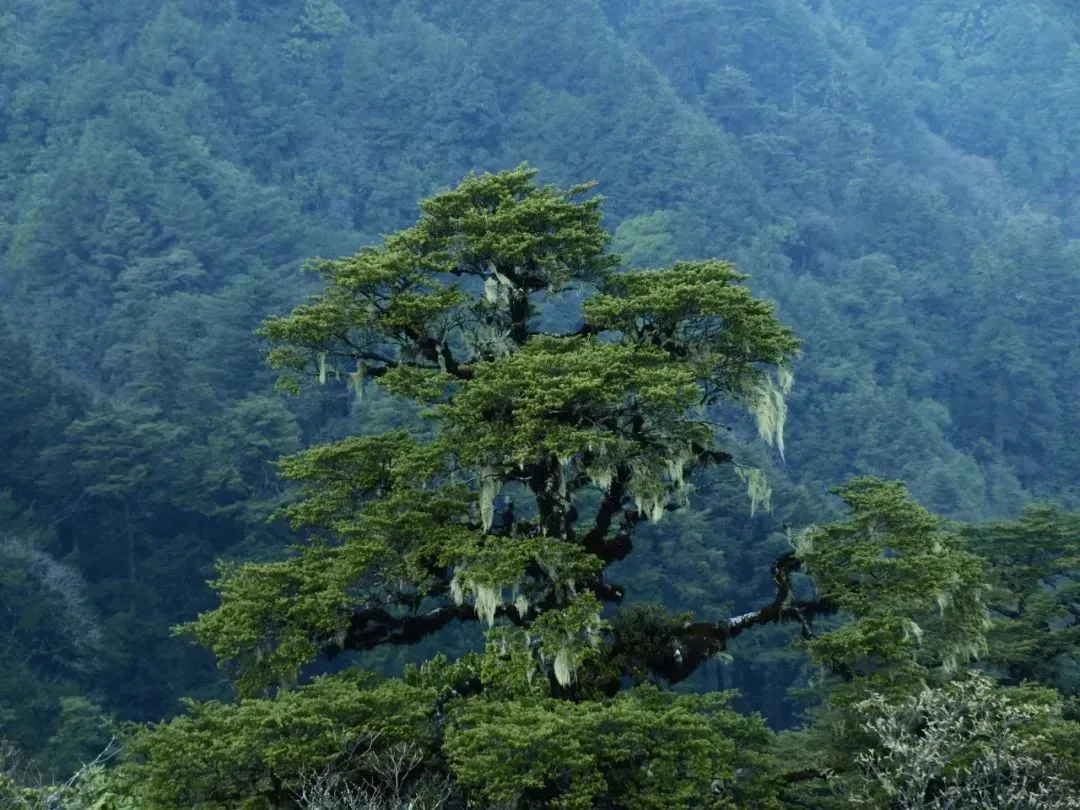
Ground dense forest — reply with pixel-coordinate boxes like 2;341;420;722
0;0;1078;807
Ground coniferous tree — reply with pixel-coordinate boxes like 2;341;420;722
123;168;998;809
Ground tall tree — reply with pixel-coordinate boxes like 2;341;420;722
122;169;994;808
187;165;806;698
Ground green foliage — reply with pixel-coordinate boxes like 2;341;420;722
0;735;133;810
36;697;115;782
959;504;1080;694
442;336;707;469
443;685;781;809
260;164;618;389
50;405;193;505
140;157;1073;806
203;395;303;521
582;259;798;409
179;542;384;696
606;603;699;683
145;166;809;806
187;167;800;705
610;211;680;269
292;0;350;41
124;671;436;809
796;478;988;696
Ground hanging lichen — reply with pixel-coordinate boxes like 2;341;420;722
479;467;501;533
469;325;516;359
450;569;467;605
553;646;575;687
778;363;795;395
514;592;530;618
332;627;348;650
474;584;501;626
540;604;605;687
630;463;665;522
537;556;561;586
585;442;615;492
736;466;772;517
634;492;667;523
629;461;667;522
745;369;793;461
449;564;530;627
483;262;514;309
902;619;924;646
586;464;615;492
556;459;569;500
664;445;695;497
346;359;366;402
484;276;511;309
665;457;685;489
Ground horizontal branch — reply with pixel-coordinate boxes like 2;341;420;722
646;598;836;686
533;322;601;340
315;343;474;385
322;552;833;698
323;571;627;658
323;604;475;657
399;328;474;380
618;552;836;686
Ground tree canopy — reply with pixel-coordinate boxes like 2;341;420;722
92;168;1071;810
188;167;806;698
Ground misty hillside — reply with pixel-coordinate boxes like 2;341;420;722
0;0;1078;803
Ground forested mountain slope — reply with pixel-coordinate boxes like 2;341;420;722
1;0;1079;774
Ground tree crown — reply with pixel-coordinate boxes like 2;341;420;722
183;166;802;697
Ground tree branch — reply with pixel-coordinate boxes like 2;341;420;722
581;465;636;563
323;605;475;656
622;552;836;686
323;570;626;658
324;552;834;698
400;328;474;380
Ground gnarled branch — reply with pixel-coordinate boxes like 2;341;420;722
614;552;836;686
325;551;835;699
